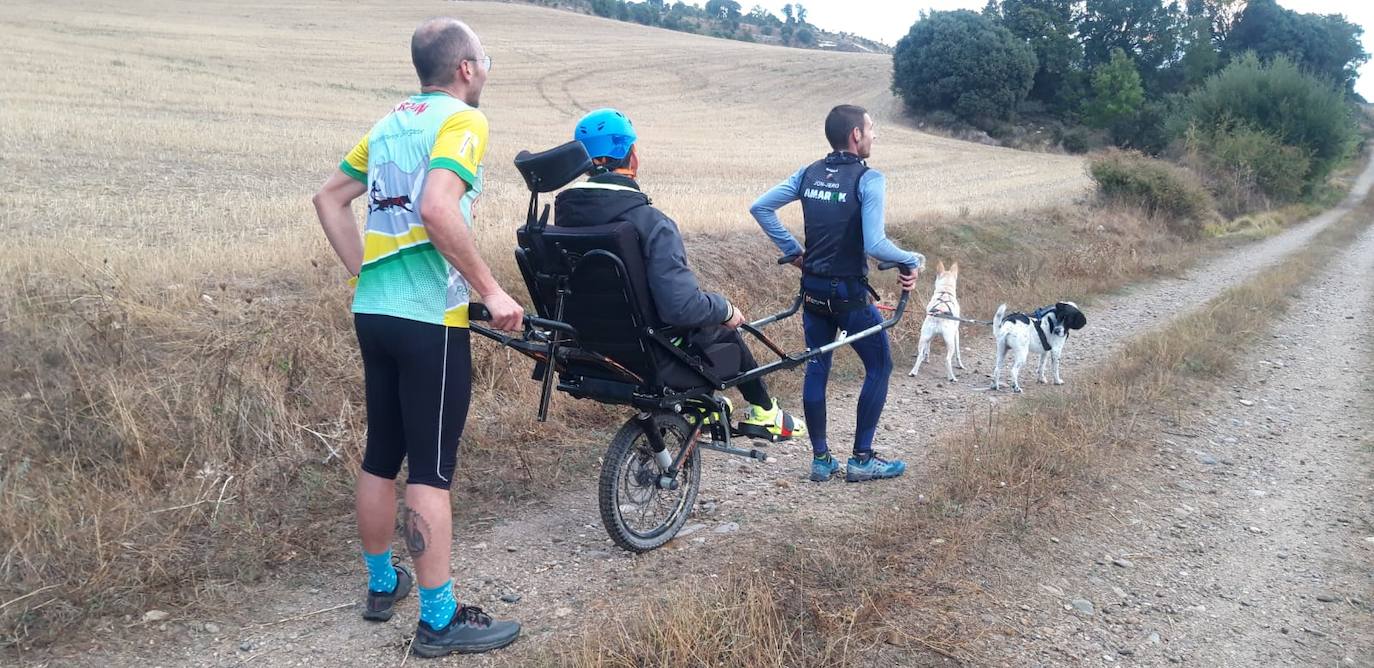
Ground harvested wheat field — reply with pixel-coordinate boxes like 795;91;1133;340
0;0;1087;251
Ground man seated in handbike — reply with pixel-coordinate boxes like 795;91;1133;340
553;108;803;442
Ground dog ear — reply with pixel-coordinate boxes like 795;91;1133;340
936;259;946;274
1059;304;1087;330
949;262;959;275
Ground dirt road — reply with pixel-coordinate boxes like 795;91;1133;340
970;213;1374;667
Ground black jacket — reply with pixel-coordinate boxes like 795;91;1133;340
553;173;730;329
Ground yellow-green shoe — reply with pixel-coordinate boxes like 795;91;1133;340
737;398;806;442
687;397;733;427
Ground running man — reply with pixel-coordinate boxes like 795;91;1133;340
749;104;924;483
310;17;521;658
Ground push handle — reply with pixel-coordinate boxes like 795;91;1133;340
469;303;579;337
777;254;801;265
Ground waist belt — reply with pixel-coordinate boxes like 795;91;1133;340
801;276;879;316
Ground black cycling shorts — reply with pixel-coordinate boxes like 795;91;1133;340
354;313;472;489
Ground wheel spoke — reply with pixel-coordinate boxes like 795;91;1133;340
604;418;698;545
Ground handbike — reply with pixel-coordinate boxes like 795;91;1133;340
468;141;913;553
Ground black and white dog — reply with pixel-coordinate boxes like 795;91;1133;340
990;302;1087;393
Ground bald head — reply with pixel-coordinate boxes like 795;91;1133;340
411;18;478;87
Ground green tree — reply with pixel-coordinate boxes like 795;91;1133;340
1223;0;1368;95
997;0;1083;111
745;4;774;25
1078;0;1186;88
1185;0;1243;44
705;0;742;23
1179;15;1219;88
589;0;620;18
891;10;1038;122
1086;48;1145;129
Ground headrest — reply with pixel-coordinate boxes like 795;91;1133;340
514;141;593;193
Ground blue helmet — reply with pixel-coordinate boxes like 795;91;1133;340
574;108;637;161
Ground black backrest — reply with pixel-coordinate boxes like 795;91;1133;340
516;221;698;393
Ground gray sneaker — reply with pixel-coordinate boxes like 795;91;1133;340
412;605;520;658
362;562;412;622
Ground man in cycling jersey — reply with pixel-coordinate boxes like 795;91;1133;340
311;17;520;658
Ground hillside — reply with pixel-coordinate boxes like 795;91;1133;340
0;0;1088;254
504;0;892;53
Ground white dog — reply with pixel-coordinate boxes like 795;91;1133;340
908;261;965;381
990;302;1087;393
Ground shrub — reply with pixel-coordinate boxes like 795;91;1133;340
1173;53;1357;192
1184;124;1311;216
1059;126;1092;154
1109;97;1177;155
1088;151;1218;237
891;10;1037;122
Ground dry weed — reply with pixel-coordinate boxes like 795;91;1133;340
561;179;1374;666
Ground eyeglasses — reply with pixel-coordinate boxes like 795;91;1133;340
467;55;492;72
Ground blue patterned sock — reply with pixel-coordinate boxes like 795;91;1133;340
418;579;458;630
363;549;397;594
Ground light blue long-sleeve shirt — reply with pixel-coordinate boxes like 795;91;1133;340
749;165;924;270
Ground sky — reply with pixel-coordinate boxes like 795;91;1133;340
753;0;1374;100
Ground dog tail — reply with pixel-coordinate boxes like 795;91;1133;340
993;303;1007;332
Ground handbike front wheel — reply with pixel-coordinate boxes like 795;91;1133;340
597;412;701;553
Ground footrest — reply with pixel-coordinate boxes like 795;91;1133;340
733;423;781;442
699;440;770;461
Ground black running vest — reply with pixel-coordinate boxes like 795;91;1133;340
800;152;869;278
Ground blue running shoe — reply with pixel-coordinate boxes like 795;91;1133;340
845;452;905;482
809;454;841;482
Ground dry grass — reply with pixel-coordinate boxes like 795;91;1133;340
559;181;1374;667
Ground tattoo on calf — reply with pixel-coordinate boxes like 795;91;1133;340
403;506;429;557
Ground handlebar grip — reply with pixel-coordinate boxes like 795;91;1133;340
777;254;800;265
470;303;576;338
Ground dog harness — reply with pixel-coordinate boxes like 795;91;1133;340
927;290;957;316
1007;308;1058;351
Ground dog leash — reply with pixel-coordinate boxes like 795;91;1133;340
925;311;995;326
876;288;996;325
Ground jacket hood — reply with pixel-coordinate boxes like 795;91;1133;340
554;178;651;228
